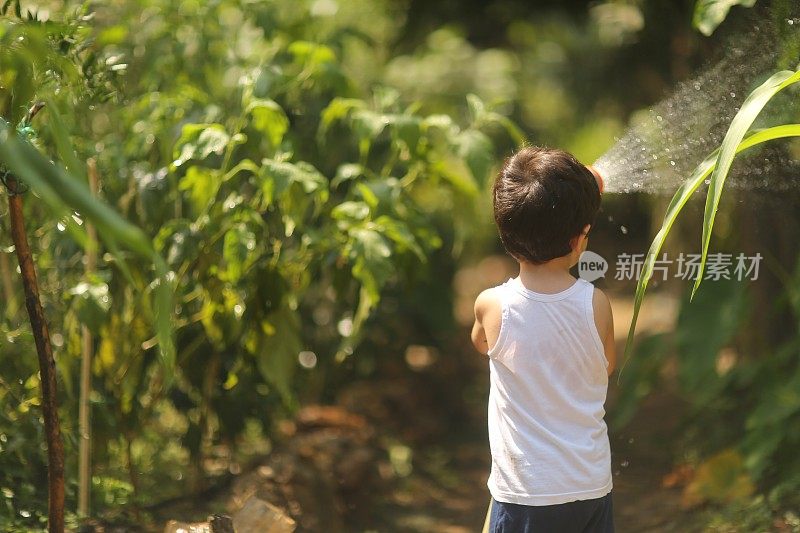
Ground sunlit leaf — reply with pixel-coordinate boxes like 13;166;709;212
454;129;494;186
624;123;800;365
68;280;111;333
173;123;230;167
179;165;221;213
246;98;289;150
694;70;800;297
693;0;757;36
222;224;256;283
331;201;370;222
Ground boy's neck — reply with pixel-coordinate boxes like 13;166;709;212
517;255;577;293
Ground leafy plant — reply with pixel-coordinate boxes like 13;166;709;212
1;1;520;523
693;0;758;36
624;69;800;362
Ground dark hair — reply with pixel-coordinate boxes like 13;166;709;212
492;146;600;264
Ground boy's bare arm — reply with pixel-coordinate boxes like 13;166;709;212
471;289;501;355
592;287;616;375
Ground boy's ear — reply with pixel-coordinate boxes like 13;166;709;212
569;224;591;250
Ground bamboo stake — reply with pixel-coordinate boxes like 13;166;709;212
78;158;99;518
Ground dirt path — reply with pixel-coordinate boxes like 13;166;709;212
365;393;701;532
365;291;703;532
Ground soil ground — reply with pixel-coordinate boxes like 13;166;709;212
151;292;712;532
350;292;702;532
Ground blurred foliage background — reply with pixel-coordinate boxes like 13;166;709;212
1;0;799;531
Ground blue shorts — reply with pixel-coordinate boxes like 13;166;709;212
488;492;614;533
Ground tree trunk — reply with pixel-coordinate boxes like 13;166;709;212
6;174;65;533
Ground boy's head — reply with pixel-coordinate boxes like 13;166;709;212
493;146;601;264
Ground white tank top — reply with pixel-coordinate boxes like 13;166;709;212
486;277;612;506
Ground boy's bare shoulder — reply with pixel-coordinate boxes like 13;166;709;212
591;285;613;324
474;286;502;319
591;284;611;307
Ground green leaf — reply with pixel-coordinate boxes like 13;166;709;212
355;183;380;210
179;166;221;213
0;115;176;383
246;98;289;150
693;0;758;36
348;227;394;323
69;280;112;333
222;224;256;283
694;70;800;298
331;201;370;222
623;123;800;366
154;220;197;267
434;158;480;197
257;307;301;406
331;163;366;187
173;123;230;166
484;111;526;147
319;97;364;136
352;109;387;159
261;159;327;199
466;93;486;123
260;158;329;236
288;40;336;67
389;114;422;152
44;99;82;180
374;215;426;261
454;129;494;186
97;24;128;45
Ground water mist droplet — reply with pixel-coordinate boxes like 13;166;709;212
620;226;628;235
670;160;675;166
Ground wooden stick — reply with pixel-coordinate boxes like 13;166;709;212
7;173;65;533
78;158;99;518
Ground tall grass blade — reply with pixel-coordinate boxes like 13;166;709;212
693;69;800;298
623;124;800;366
0;118;176;380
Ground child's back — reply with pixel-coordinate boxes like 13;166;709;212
485;276;611;504
472;146;615;532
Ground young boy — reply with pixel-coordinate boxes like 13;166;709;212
472;146;616;532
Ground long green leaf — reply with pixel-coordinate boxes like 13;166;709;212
0;118;176;380
623;124;800;365
694;70;800;298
